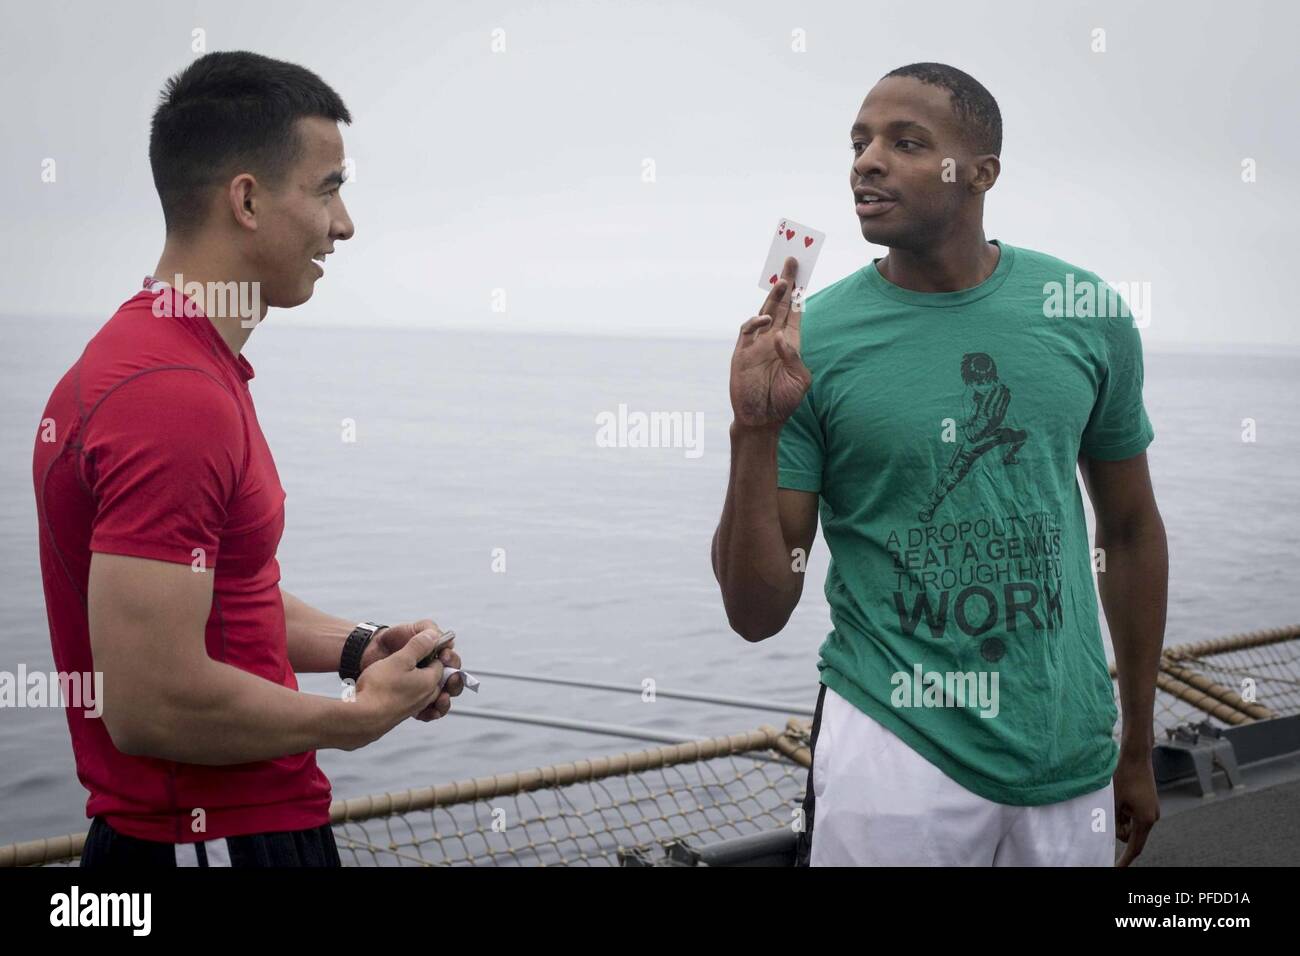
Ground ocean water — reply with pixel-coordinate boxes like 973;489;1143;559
1;313;1297;847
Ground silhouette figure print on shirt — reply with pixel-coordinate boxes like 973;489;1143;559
917;352;1029;523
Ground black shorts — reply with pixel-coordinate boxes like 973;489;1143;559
79;816;341;868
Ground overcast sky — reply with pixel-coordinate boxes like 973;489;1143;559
2;0;1296;347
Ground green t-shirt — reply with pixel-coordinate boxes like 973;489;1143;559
778;240;1154;806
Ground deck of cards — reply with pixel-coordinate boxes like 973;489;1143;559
758;217;825;310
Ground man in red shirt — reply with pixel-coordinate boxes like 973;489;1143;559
32;51;463;867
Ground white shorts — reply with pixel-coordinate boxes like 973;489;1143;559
810;686;1116;866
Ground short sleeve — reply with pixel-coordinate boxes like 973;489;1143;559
84;369;245;566
1080;313;1155;461
778;390;825;492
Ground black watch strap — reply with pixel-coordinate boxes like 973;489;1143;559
340;622;386;682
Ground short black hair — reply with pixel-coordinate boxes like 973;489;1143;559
148;51;352;235
880;62;1001;156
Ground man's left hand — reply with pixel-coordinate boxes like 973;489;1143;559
1113;744;1160;866
367;618;465;720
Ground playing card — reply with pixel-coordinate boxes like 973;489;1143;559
758;217;825;307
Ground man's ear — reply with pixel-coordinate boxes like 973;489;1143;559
970;154;1000;195
228;173;259;231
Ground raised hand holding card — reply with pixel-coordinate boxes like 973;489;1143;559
758;217;825;309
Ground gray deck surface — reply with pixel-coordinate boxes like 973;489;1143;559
1134;755;1300;867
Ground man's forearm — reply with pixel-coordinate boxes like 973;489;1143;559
715;423;802;640
281;587;386;674
1097;512;1169;751
122;658;376;764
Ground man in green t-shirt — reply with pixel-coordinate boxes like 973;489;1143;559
712;62;1167;867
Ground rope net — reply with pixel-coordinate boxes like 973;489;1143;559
334;743;804;867
6;623;1297;867
1124;625;1300;734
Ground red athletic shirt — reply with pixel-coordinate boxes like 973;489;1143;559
31;280;332;843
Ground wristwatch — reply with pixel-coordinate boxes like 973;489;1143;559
339;621;387;682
